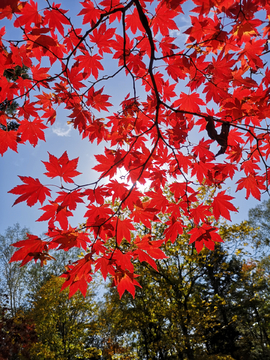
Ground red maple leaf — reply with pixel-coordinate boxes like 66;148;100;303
10;234;49;266
203;82;228;104
89;23;116;55
191;160;214;184
133;248;158;271
126;8;146;34
84;118;109;145
189;224;223;253
162;80;177;102
152;4;178;36
9;176;51;206
83;186;110;205
55;190;84;211
240;38;265;70
49;227;90;251
42;151;81;183
61;273;91;298
32;35;57;50
29;28;51;36
86;87;112;112
77;0;101;25
135;236;166;260
85;204;114;228
165;55;188;82
60;254;94;297
37;201;73;230
95;257;115;280
189;204;212;225
18;100;39;120
19;119;47;147
75;52;104;80
113;249;134;273
13;0;42;28
0;129;18;155
146;188;168;213
164;216;183;243
115;218;136;246
174;92;206;113
132;203;160;228
93;148;124;179
43;4;70;37
184;15;208;43
212;191;238;221
31;65;50;82
66;65;86;90
192;138;215;161
68;107;91;132
240;160;261;176
236;174;266;200
112;270;141;299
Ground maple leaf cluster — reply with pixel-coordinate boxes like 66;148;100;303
1;0;270;297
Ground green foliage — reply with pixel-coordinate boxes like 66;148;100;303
27;276;101;360
1;216;270;359
3;65;30;82
100;222;270;360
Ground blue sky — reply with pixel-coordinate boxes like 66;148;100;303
0;0;269;238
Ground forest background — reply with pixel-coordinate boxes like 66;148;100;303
1;201;270;360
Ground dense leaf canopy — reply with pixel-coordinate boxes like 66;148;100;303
1;0;270;296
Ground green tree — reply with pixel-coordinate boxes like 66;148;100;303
27;276;102;360
100;221;270;360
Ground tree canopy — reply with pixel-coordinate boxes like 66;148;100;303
27;276;102;360
1;0;270;297
1;218;269;360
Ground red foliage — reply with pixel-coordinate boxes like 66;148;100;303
1;0;270;297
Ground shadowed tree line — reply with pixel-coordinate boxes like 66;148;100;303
0;199;270;360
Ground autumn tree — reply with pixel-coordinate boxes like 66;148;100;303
100;222;270;360
1;0;270;296
26;276;102;360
